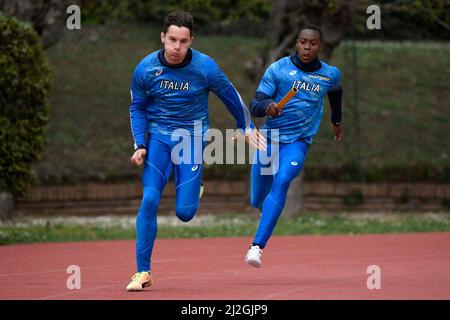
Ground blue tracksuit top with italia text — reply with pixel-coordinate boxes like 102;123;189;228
129;48;253;149
257;56;341;144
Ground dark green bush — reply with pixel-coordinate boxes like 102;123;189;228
0;13;52;198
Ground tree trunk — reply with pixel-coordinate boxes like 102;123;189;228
284;173;303;217
0;192;14;220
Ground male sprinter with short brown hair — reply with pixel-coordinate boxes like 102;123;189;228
127;11;264;290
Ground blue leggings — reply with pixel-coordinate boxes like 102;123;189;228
250;140;309;248
136;132;205;272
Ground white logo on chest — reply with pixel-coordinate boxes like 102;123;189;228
159;80;189;91
292;80;320;92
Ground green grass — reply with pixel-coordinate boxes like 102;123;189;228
36;25;450;183
1;212;449;245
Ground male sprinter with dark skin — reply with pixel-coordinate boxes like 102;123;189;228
244;25;343;268
127;11;265;290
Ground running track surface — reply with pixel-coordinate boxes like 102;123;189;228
1;233;449;300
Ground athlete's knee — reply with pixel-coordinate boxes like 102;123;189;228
140;189;161;213
176;206;198;222
274;172;295;189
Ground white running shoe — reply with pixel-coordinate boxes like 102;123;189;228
245;245;262;268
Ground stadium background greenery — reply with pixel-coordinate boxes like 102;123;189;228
36;25;450;185
0;1;449;245
1;0;449;197
0;13;52;198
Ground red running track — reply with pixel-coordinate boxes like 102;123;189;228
1;233;449;300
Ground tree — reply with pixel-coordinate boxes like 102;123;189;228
0;13;52;218
0;0;75;48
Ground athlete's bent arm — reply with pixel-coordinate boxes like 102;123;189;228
250;91;281;118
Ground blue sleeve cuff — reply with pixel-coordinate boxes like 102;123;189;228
134;144;146;151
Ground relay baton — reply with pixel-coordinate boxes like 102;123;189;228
276;87;298;111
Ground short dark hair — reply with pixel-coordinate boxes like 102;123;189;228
164;11;194;36
298;24;323;41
